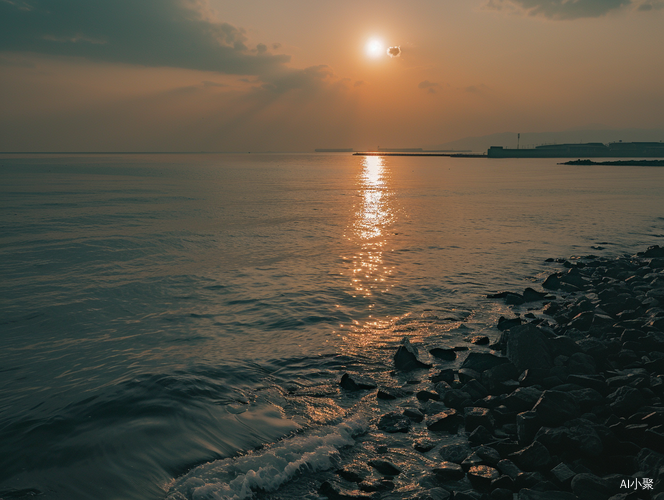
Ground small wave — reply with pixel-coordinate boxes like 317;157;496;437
165;417;367;500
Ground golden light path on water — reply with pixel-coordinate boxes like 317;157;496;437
340;156;401;352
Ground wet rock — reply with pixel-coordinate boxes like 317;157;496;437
498;316;523;331
509;441;551;471
467;335;490;345
468;425;494;445
444;389;473;410
517;411;543;445
491;488;514;500
429;348;457;361
467;465;500;490
570;473;614;500
464;407;495;432
415;487;451;500
496;459;522;479
368;459;401;476
377;412;411;433
413;437;437;452
417;390;441;402
337;467;368;483
517;489;577;500
452;491;482;500
482;362;520;393
439;444;472;463
475;445;501;466
404;407;425;423
506;324;553;372
461;352;510;373
503;387;544;413
340;373;376;391
550;462;576;486
608;386;645;416
319;481;373;500
427;409;461;432
523;287;549;302
357;479;395;493
376;387;407;400
458;368;481;383
431;369;455;384
432;461;465;481
394;338;431;371
532;390;581;427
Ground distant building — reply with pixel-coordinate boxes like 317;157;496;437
487;142;664;158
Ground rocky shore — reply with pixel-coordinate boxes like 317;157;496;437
328;245;664;500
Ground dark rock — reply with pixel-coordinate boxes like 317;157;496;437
417;390;441;402
337;467;368;483
468;465;500;490
543;273;563;291
416;487;451;500
465;407;495;432
439;444;472;463
496;459;522;479
429;348;457;361
377;387;407;400
451;491;482;500
482;362;520;392
636;447;664;477
608;386;645;416
490;488;514;500
517;489;577;500
468;425;494;445
517;411;542;445
564;418;604;456
368;459;401;476
427;409;461;432
509;441;551;471
377;412;411;433
461;352;510;372
550;336;582;357
567;352;597;375
503;387;543;413
532;390;580;427
567;374;608;395
550;462;575;486
340;373;376;391
569;311;594;331
458;368;482;384
498;316;523;331
475;445;501;466
463;379;489;400
506;324;553;372
515;472;548;490
523;287;549;302
404;407;425;423
570;473;614;500
569;388;605;412
431;369;455;384
413;437;437;452
394;339;431;371
461;451;484;471
444;389;474;410
432;461;465;481
358;479;395;492
469;336;490;345
319;481;373;500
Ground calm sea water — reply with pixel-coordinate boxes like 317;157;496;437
1;153;663;499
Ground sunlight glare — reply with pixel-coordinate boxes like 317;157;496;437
365;39;384;59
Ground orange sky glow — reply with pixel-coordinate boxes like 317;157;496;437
0;0;663;151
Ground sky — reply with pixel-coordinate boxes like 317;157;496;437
1;0;663;152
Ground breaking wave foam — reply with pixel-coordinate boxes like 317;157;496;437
165;417;368;500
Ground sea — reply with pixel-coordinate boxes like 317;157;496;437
1;153;663;500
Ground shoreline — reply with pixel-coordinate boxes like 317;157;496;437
559;159;664;167
322;245;664;500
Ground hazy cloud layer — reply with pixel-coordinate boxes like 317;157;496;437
0;0;290;74
485;0;663;19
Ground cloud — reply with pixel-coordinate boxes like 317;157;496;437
387;46;401;58
418;80;440;89
0;0;290;75
483;0;662;19
260;65;336;94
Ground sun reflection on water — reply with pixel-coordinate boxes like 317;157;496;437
345;156;396;299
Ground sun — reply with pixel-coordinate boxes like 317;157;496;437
365;39;384;59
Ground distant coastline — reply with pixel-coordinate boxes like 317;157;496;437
560;159;664;166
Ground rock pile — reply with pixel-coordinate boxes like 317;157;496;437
329;246;664;500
